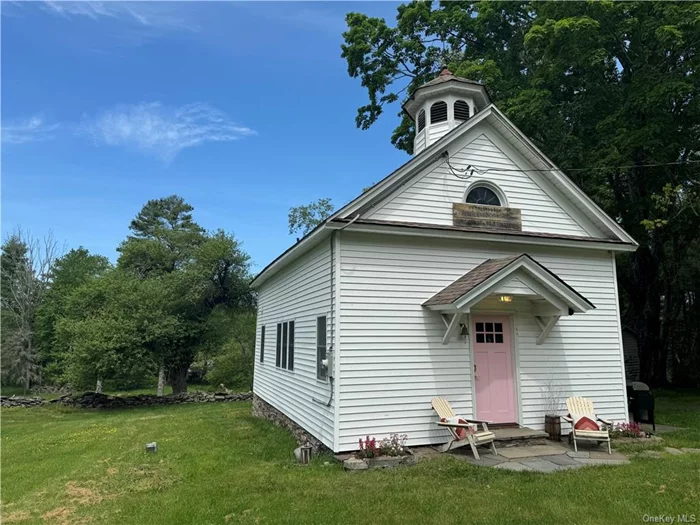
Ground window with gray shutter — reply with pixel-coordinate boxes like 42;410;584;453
276;323;282;367
288;321;295;371
275;321;295;371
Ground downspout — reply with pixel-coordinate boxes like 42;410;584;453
313;215;359;407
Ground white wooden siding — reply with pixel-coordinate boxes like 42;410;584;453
414;130;427;154
337;232;627;451
495;277;535;296
253;241;335;449
367;130;599;238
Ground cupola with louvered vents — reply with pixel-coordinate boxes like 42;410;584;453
403;67;491;155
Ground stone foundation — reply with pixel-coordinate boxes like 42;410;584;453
252;394;330;454
1;391;252;409
344;452;418;471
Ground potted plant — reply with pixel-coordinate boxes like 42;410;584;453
540;375;564;441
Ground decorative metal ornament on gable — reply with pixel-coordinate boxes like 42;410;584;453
452;202;522;231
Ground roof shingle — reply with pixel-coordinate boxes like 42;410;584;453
422;255;522;306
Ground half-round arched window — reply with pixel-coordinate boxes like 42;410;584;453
430;101;447;124
466;186;501;206
454;100;470;121
417;109;426;132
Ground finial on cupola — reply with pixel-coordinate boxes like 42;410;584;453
439;65;453;77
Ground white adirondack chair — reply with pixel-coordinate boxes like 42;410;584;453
563;396;612;454
431;397;497;459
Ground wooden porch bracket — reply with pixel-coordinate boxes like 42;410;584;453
442;312;465;345
534;315;561;345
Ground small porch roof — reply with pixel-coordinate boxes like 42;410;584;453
422;254;595;315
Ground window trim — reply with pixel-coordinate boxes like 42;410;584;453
463;180;509;208
316;315;328;381
275;320;295;372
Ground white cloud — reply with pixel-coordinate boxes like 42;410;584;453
38;1;200;32
1;116;59;144
84;102;256;161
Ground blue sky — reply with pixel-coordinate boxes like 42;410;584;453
2;1;409;271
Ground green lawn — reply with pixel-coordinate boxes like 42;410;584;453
2;392;699;525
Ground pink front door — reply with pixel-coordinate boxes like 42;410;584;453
473;316;516;423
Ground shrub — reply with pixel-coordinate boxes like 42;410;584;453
379;433;408;456
611;422;647;438
205;339;253;391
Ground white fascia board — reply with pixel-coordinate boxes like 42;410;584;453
330;108;496;220
327;221;637;253
449;259;592;314
250;226;332;289
487;108;638;246
518;260;593;313
333;103;636;246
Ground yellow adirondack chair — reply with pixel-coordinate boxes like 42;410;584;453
431;397;497;459
563;397;612;454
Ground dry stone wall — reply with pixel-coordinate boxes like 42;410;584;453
1;391;252;409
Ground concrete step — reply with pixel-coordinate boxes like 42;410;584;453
492;427;549;447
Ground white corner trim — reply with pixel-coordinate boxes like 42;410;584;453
611;251;630;423
332;231;342;452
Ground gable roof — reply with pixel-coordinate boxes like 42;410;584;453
252;104;637;288
330;105;637;245
422;253;595;313
423;255;521;306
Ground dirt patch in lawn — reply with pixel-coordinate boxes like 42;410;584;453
41;507;73;524
3;510;31;523
65;482;102;506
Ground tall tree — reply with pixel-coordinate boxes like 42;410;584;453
35;248;111;383
116;196;254;393
118;195;206;277
288;198;335;237
0;230;59;392
57;269;175;391
342;1;700;386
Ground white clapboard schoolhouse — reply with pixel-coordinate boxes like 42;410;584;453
251;69;636;453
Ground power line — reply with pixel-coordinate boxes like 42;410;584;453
493;160;700;173
441;151;700;181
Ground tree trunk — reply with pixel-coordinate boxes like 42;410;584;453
96;378;103;394
157;365;165;397
169;363;189;394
